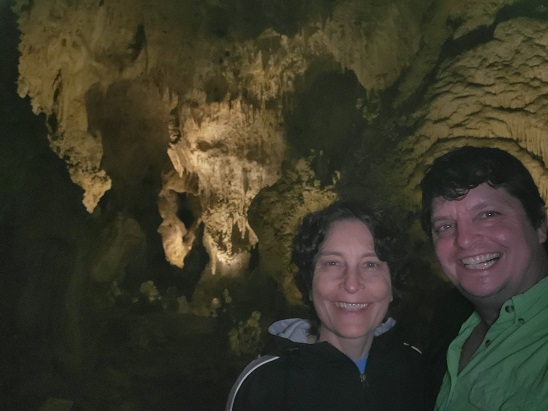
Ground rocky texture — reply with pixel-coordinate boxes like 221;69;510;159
399;16;548;208
13;0;434;286
3;0;548;409
249;157;339;304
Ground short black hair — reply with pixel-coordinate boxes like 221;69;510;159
291;200;403;329
420;146;546;237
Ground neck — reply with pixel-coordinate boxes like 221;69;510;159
472;303;501;328
318;328;374;361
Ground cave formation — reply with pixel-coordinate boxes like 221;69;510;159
1;0;547;409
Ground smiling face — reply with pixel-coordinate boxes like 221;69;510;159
312;219;392;356
431;183;547;302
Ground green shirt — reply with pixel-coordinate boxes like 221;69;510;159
435;276;548;411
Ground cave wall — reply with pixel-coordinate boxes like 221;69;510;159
13;0;547;303
2;0;547;409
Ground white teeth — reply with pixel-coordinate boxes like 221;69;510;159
335;302;369;311
461;253;501;269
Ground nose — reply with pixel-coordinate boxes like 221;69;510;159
455;220;481;249
341;267;364;293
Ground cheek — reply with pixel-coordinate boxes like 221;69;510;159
480;224;528;253
491;229;519;244
434;238;453;263
311;275;332;302
366;276;392;301
379;284;392;303
311;284;333;322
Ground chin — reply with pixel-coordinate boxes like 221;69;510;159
460;283;502;299
341;326;376;338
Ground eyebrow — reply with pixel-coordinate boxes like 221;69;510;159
431;200;494;223
430;216;451;225
317;250;379;258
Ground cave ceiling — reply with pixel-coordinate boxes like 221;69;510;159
12;0;548;298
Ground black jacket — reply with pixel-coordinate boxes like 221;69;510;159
226;328;425;411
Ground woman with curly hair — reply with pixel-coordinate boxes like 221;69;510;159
226;200;424;411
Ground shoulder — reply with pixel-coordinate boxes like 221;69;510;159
366;328;426;410
231;354;283;392
372;327;422;358
368;328;424;382
234;336;300;386
226;341;348;411
226;339;310;409
226;354;282;411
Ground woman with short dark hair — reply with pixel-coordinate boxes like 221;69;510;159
226;200;424;411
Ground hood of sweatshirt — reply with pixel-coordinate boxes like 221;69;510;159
268;317;396;343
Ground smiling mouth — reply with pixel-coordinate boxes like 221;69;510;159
335;302;369;311
461;253;501;270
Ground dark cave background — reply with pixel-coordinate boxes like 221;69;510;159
0;1;485;409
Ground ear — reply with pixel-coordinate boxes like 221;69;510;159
537;210;547;244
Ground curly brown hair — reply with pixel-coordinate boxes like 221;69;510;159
291;200;405;331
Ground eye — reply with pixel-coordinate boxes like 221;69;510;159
433;222;454;234
317;258;341;269
361;259;382;270
482;210;500;218
315;258;346;276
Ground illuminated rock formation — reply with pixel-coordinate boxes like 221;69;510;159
398;17;548;208
13;0;547;307
4;0;548;409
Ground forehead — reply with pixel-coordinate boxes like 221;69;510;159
431;184;525;216
323;218;373;242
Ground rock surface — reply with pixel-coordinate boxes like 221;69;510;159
3;0;548;408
